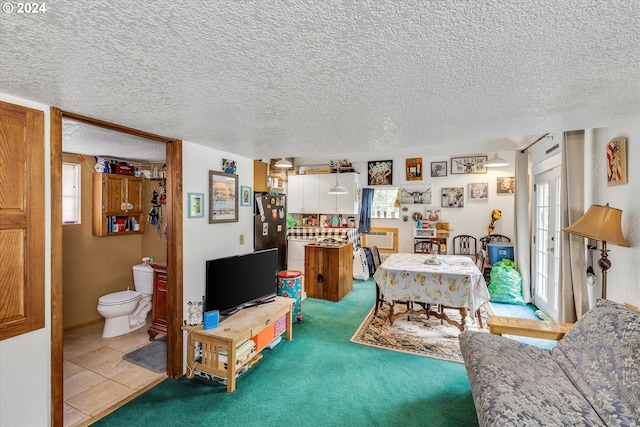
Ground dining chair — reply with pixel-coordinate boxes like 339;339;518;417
479;234;511;251
452;235;477;260
370;246;385;314
414;240;439;254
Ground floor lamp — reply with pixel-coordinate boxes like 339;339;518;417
562;203;628;299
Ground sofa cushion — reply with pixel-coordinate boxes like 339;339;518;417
552;299;640;426
459;331;605;427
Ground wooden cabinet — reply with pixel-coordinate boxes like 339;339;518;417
253;160;268;193
304;242;353;302
92;173;146;236
287;173;360;214
184;296;295;392
148;261;167;340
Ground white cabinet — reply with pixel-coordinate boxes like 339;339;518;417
287;173;360;214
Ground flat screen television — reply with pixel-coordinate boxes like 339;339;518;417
205;248;278;320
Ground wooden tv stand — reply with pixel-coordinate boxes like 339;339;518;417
183;296;295;392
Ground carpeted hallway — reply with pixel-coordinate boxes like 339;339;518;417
93;279;480;426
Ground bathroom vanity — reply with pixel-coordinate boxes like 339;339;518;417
148;260;167;340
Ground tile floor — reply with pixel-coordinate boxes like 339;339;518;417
63;320;167;427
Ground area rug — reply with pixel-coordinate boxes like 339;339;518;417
350;302;492;363
123;340;167;373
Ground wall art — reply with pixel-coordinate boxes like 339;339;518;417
606;136;627;186
405;157;423;180
469;182;489;199
240;185;252;206
368;160;393;185
222;158;237;174
441;187;464;208
209;171;238;223
187;192;205;218
450;156;487;174
400;185;432;204
497;177;515;194
431;161;447;177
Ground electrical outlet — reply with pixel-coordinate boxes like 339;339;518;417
239;234;244;244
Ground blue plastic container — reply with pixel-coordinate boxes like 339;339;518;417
488;243;514;265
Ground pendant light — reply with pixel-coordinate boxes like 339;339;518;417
328;165;348;194
274;158;293;168
485;146;509;168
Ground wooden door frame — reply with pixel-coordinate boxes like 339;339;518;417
50;109;183;426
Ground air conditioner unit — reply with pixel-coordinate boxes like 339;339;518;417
364;231;395;250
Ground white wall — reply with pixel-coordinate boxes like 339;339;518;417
590;122;640;306
181;141;255;321
0;94;52;426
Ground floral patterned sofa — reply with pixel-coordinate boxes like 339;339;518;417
459;299;640;426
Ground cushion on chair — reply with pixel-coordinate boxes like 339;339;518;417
552;299;640;425
459;331;605;427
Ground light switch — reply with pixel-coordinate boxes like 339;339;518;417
239;234;244;244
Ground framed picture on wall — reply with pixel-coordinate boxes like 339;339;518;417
497;177;515;194
431;161;447;177
240;186;252;206
400;185;432;204
469;182;489;199
209;171;238;223
606;137;627;186
441;187;464;208
450;156;487;174
405;158;423;180
368;160;393;185
187;193;205;218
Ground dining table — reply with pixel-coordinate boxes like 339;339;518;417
372;253;490;330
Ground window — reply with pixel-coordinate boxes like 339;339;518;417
371;187;399;218
62;162;81;224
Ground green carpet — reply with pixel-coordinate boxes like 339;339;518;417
93;279;479;426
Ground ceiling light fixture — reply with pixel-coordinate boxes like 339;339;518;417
328;164;348;195
485;151;509;168
274;158;293;168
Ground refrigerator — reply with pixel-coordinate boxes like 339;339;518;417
254;193;288;271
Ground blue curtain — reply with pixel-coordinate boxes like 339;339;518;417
358;188;375;233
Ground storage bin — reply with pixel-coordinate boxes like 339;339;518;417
277;270;302;322
488;243;514;265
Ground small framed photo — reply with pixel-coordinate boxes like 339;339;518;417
188;193;205;218
451;156;488;174
405;157;423;181
442;187;465;208
209;171;238;223
240;185;252;206
431;161;447;177
222;159;237;174
469;182;489;199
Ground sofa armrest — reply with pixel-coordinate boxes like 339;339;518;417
487;315;573;340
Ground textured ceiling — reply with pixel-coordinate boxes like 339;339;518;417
1;1;639;161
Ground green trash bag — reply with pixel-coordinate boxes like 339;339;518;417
488;259;525;305
286;214;297;229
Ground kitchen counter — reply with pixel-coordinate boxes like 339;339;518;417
287;226;359;247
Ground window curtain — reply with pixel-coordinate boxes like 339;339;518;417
358;188;375;233
514;150;532;303
559;130;589;322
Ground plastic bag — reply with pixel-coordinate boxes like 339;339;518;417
488;259;525;305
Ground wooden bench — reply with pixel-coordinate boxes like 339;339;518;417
487;316;573;341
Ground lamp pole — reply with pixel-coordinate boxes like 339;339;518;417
597;240;611;299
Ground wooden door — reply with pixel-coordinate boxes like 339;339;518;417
126;176;144;213
103;174;127;214
0;101;45;340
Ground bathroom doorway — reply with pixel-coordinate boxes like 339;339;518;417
50;109;183;426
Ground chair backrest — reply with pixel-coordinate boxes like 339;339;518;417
452;235;477;257
370;246;382;271
475;249;486;271
414;240;439;254
479;234;511;250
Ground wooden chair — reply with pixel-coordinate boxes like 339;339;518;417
479;234;511;251
414;240;439;254
452;235;477;260
370;246;384;314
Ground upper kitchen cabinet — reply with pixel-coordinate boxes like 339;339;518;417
288;173;359;214
93;173;146;236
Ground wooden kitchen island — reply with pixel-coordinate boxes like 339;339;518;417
304;242;353;302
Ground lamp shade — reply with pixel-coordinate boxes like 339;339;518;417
485;152;509;167
328;183;349;194
563;204;628;247
275;158;293;168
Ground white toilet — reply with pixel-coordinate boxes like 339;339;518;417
97;259;154;338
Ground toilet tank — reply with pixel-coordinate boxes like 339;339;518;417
132;264;154;295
